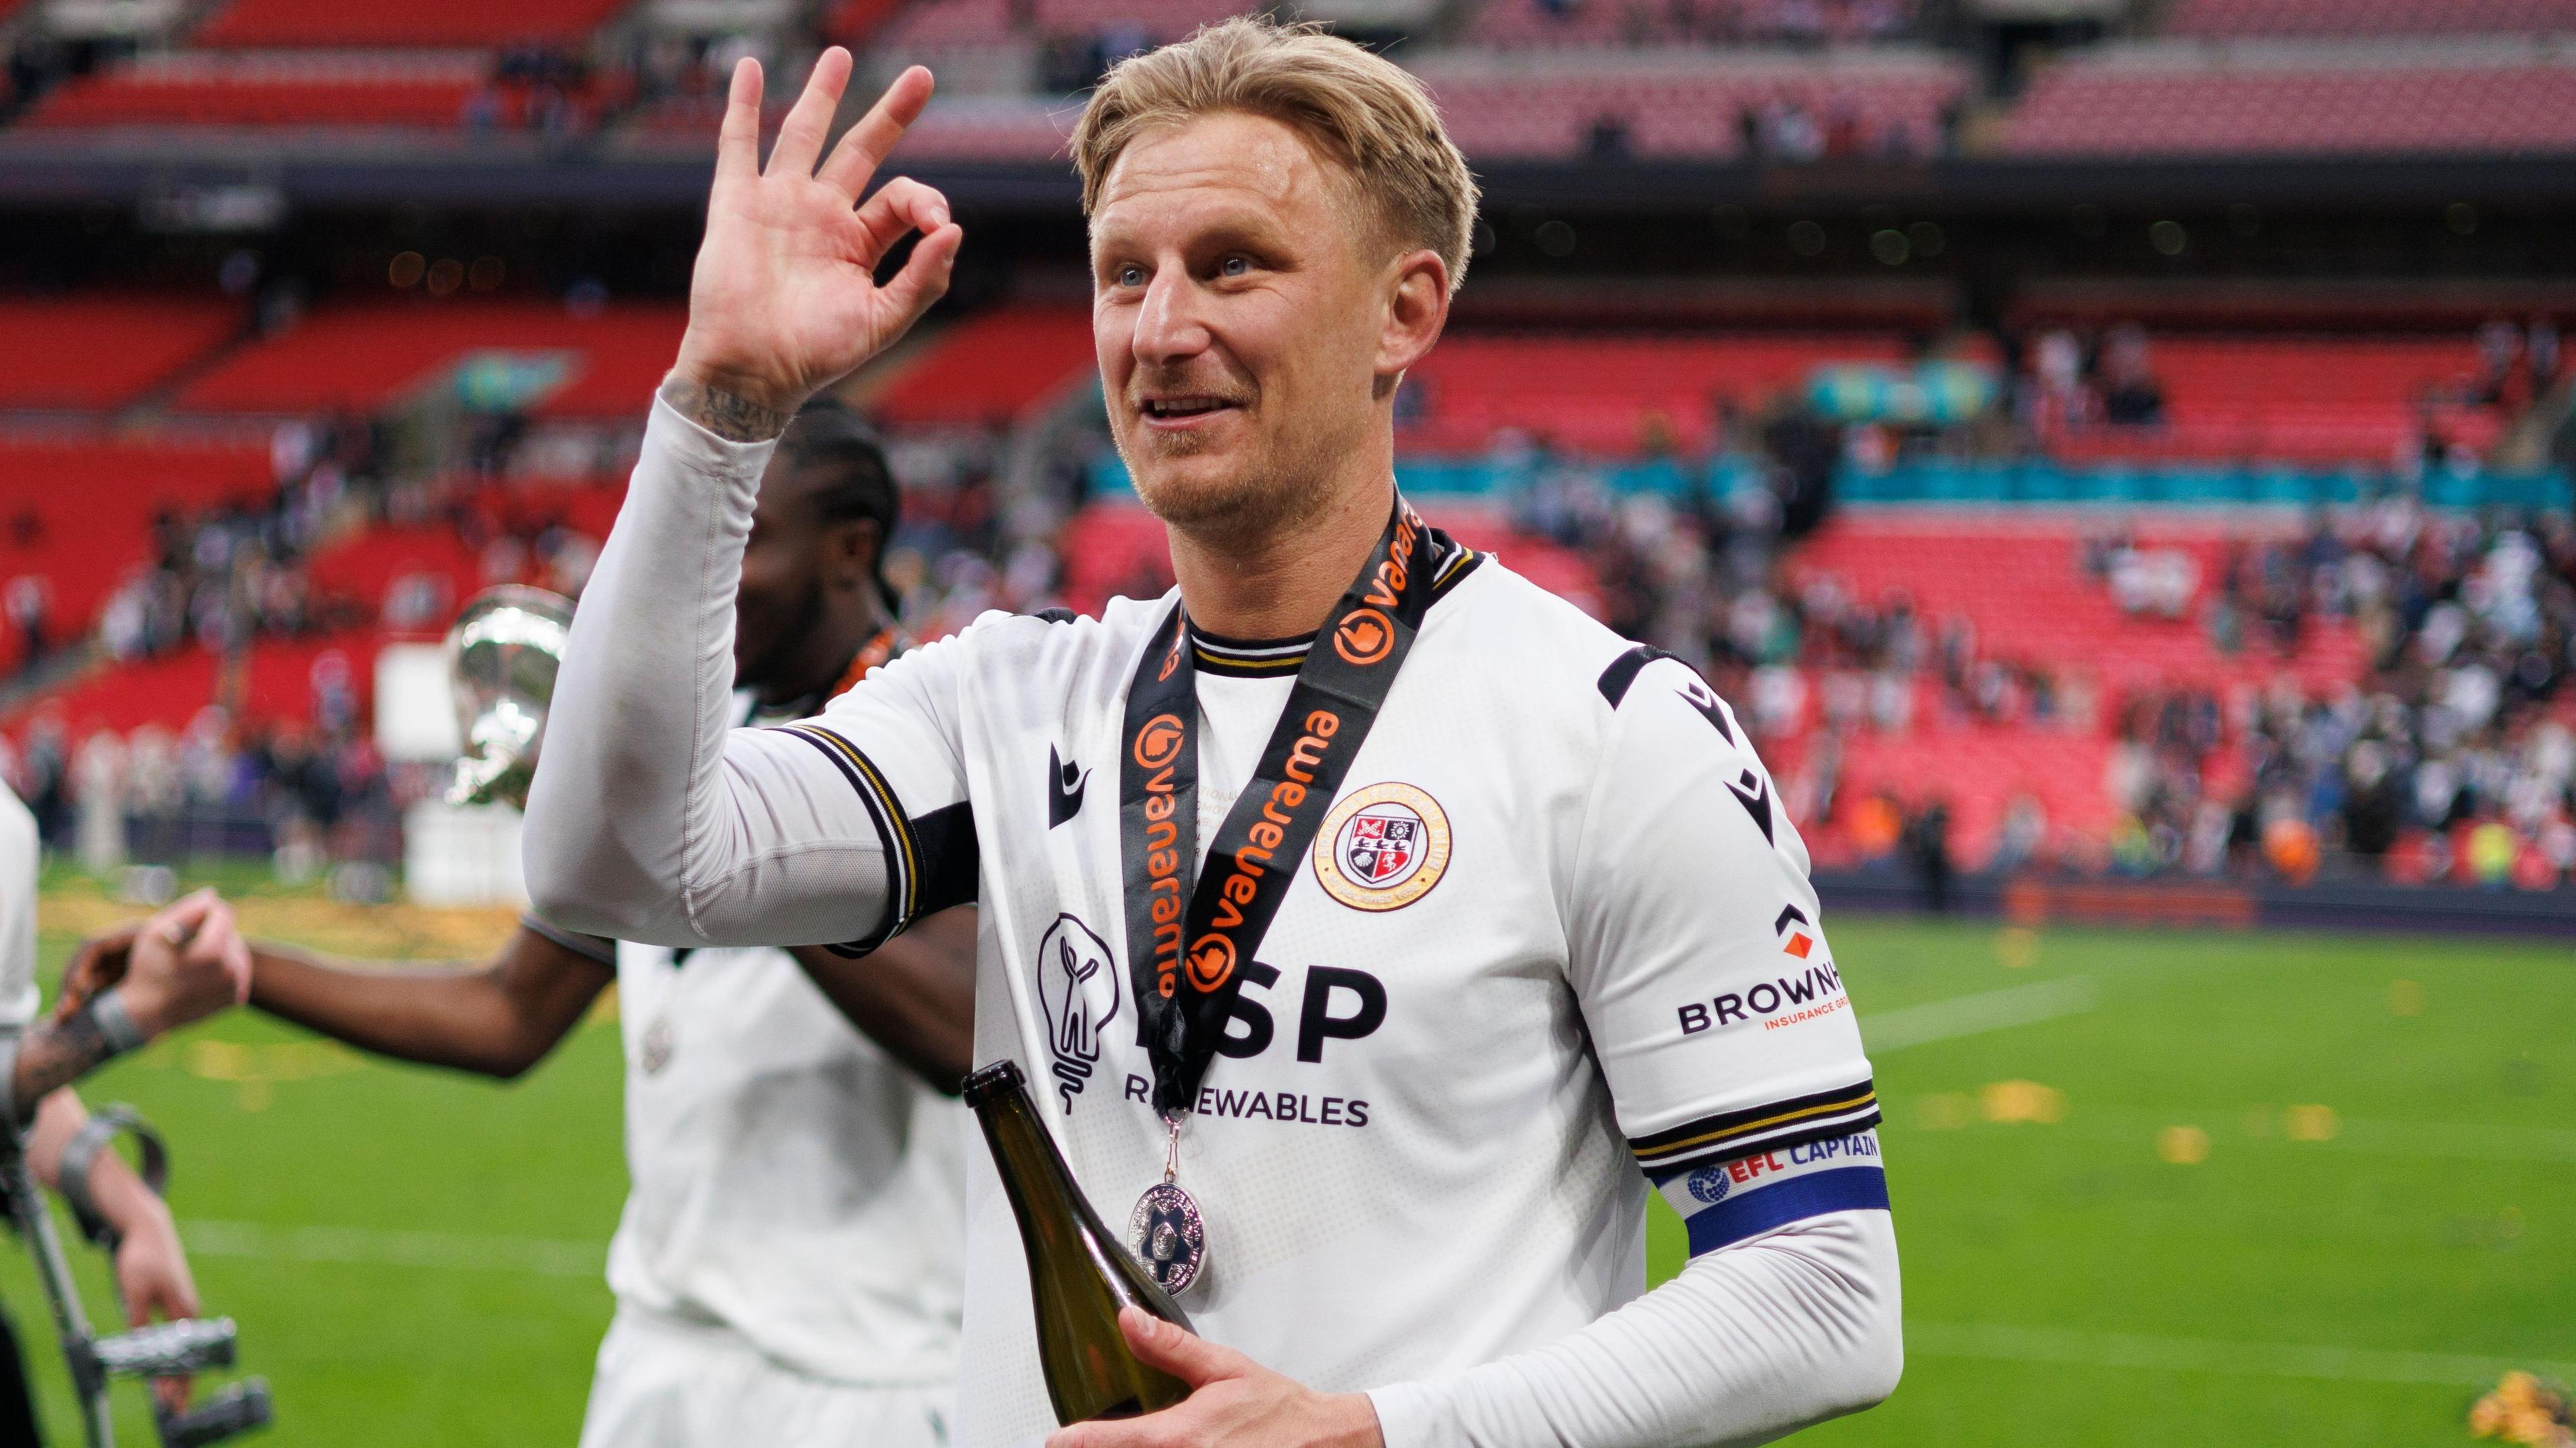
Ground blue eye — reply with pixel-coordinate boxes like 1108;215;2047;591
1220;256;1249;277
1117;264;1146;287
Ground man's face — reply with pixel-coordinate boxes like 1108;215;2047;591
1090;111;1399;540
734;456;829;691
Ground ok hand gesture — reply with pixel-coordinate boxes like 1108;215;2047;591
669;50;962;437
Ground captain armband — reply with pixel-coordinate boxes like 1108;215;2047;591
1650;1127;1890;1258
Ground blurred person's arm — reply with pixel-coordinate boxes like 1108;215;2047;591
9;890;251;1124
26;1088;203;1408
246;918;614;1080
790;905;977;1092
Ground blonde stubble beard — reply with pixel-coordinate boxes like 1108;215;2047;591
1119;390;1385;556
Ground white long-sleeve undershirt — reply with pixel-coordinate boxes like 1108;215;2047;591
523;393;898;950
525;393;1903;1448
1368;1211;1901;1448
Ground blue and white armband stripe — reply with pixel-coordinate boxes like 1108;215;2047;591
1651;1128;1890;1258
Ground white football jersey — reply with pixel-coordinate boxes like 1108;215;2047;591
0;785;43;1033
602;695;967;1388
768;539;1882;1445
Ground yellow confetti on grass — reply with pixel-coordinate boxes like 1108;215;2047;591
2469;1370;2574;1447
2285;1104;2340;1141
2390;979;2426;1016
1978;1080;2065;1125
38;879;519;968
1994;928;2041;970
2157;1125;2210;1165
182;1038;368;1111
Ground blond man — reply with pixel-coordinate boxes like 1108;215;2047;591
527;19;1902;1448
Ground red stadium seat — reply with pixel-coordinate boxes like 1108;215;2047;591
2164;0;2576;38
2043;334;2491;465
1419;53;1966;162
1399;331;1909;454
0;297;243;411
0;436;274;671
868;306;1097;427
171;301;688;418
26;54;502;129
1994;48;2576;158
193;0;629;48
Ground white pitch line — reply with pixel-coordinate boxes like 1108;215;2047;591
1910;1320;2576;1387
180;1219;605;1279
1866;977;2098;1052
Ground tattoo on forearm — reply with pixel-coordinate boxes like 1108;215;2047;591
661;375;792;443
11;1013;112;1124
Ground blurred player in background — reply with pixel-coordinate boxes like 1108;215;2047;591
3;781;253;1432
76;404;977;1448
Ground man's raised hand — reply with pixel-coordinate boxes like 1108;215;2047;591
669;50;962;440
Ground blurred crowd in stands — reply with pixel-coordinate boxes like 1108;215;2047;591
1555;455;2576;890
2098;509;2576;889
93;419;370;667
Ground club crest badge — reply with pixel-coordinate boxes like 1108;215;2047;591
1313;782;1451;911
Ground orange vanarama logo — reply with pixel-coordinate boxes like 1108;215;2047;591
1334;608;1393;666
1133;714;1185;769
1185;934;1236;993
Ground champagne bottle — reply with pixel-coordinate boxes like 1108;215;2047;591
963;1060;1194;1425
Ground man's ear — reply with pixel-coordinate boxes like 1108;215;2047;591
822;518;884;594
1375;247;1450;389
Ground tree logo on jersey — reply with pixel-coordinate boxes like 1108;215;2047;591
1034;913;1122;1110
1313;782;1452;911
1685;1164;1732;1205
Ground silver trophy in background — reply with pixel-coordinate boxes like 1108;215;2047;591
443;585;576;810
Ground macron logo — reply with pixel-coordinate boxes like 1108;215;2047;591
1048;744;1088;828
1726;768;1774;844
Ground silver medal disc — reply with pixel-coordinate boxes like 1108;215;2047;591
1126;1180;1207;1295
639;1015;676;1075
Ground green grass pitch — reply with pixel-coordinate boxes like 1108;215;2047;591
9;901;2567;1445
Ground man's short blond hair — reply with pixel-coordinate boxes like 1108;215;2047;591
1071;16;1480;294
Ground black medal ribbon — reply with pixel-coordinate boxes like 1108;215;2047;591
1118;499;1441;1113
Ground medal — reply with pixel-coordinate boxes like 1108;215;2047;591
1110;498;1454;1296
1128;1114;1207;1294
639;1014;675;1074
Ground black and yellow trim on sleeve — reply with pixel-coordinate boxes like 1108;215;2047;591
776;723;920;956
1627;1077;1881;1172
